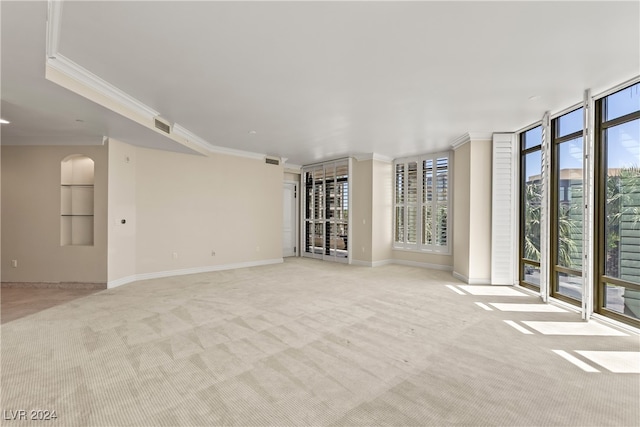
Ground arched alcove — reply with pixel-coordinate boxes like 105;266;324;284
61;155;95;246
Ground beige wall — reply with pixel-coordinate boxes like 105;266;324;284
468;139;492;281
135;146;283;275
357;157;453;269
1;145;108;283
107;139;137;282
2;142;283;285
453;143;471;279
393;250;454;268
372;159;393;263
1;140;491;283
351;159;373;263
351;158;395;266
452;139;492;283
283;171;300;183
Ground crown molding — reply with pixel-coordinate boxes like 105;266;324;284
46;55;265;161
47;54;160;119
372;153;393;163
46;0;63;58
283;162;302;172
450;133;470;150
353;152;393;163
171;123;213;152
468;132;493;141
44;1;268;162
172;123;265;161
450;132;493;150
46;1;156;120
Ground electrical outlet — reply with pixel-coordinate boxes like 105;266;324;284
172;252;178;259
256;246;260;252
11;260;18;268
211;251;216;256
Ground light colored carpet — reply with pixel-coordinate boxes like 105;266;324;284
1;258;638;426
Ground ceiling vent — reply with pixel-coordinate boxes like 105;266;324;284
265;157;280;166
154;117;171;134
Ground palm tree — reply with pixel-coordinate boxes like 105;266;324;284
606;165;640;278
523;180;541;262
523;179;578;268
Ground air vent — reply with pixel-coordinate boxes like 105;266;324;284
265;157;280;166
154;117;171;134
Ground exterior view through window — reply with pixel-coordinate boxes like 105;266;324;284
520;126;542;288
596;83;640;324
519;80;640;327
551;108;584;303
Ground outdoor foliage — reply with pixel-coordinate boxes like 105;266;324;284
524;166;640;278
606;166;640;279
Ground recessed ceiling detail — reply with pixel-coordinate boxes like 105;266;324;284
42;0;269;160
3;1;639;165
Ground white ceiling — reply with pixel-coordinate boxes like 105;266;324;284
2;1;639;165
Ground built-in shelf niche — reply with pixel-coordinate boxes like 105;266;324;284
61;155;94;246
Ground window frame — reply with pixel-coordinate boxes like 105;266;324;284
550;107;585;306
393;151;452;255
519;125;543;290
594;84;640;327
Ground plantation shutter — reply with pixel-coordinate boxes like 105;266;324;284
394;152;451;253
491;133;518;285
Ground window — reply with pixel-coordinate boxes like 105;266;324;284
551;107;584;305
517;79;640;328
595;82;640;326
394;152;451;253
302;159;350;262
520;126;542;288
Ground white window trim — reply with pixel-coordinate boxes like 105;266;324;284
393;151;452;255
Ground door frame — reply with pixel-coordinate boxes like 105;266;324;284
283;180;299;257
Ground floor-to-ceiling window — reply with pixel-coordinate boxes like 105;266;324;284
520;126;543;289
518;79;640;327
595;83;640;326
302;159;350;262
551;108;584;305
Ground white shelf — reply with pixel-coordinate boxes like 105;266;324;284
60;155;95;246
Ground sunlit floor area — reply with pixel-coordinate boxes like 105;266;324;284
2;258;639;426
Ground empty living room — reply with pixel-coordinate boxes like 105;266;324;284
1;1;639;426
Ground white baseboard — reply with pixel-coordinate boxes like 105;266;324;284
107;275;138;289
351;259;393;267
590;313;640;335
107;258;283;289
353;258;451;270
452;271;467;283
452;271;491;285
394;259;453;271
